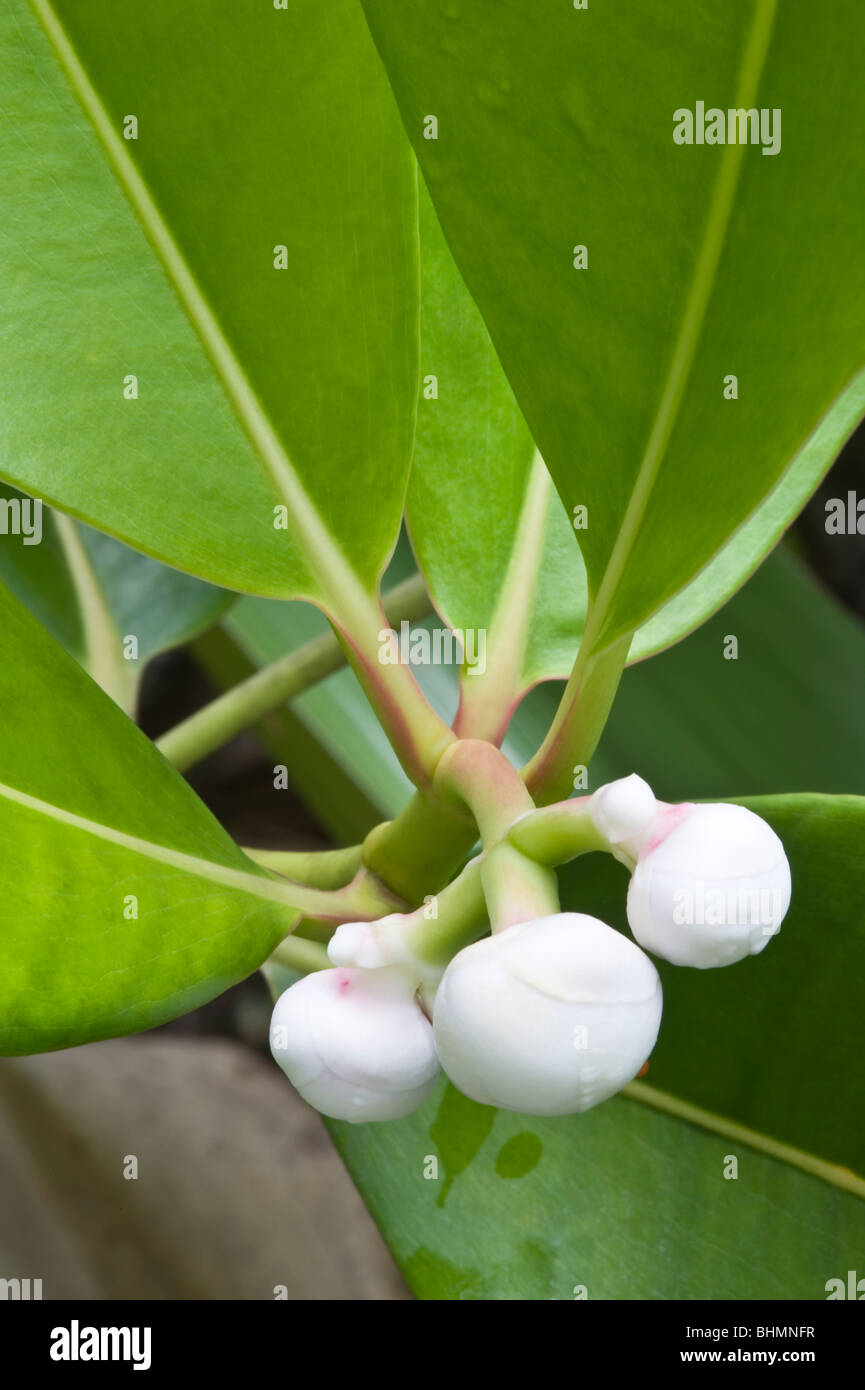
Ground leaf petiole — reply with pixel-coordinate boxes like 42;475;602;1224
156;574;432;772
523;632;632;805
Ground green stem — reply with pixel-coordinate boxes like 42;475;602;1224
332;606;455;791
506;798;608;865
523;633;631;805
433;739;536;847
246;860;404;924
243;843;363;888
453;451;553;745
433;740;559;928
361;856;490;987
268;934;331;974
157;574;431;773
481;840;560;931
362;789;478;905
53;513;138;715
342;771;624;983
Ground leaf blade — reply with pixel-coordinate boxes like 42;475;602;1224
3;0;417;601
362;0;865;647
0;581;299;1055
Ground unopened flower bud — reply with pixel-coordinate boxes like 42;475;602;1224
328;919;392;969
433;913;662;1116
591;774;657;848
269;965;439;1122
626;802;791;969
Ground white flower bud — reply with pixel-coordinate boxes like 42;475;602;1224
328;919;392;969
626;802;791;969
328;916;441;992
433;913;662;1116
591;774;657;847
269;965;439;1122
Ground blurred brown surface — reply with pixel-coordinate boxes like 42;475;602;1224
0;1037;410;1300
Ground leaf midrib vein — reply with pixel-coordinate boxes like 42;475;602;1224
625;1079;865;1201
53;513;137;713
0;776;304;912
459;451;553;731
30;0;375;625
586;0;779;654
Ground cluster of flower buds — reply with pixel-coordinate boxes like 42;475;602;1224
269;776;791;1123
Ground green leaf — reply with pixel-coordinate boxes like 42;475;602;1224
0;485;232;708
0;581;300;1056
407;185;584;737
406;181;861;701
0;488;82;659
630;372;865;661
591;547;865;801
558;794;865;1174
1;0;417;605
329;1076;864;1300
362;0;865;652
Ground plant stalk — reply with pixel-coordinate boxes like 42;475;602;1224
433;740;559;927
157;574;431;772
362;789;478;905
506;797;608;864
523;633;631;805
243;843;363;888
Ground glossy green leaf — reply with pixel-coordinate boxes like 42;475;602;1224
558;794;865;1173
1;0;416;604
0;582;300;1056
589;547;865;802
630;375;865;662
363;0;865;652
407;185;584;736
0;485;231;707
405;187;865;698
330;1075;864;1300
